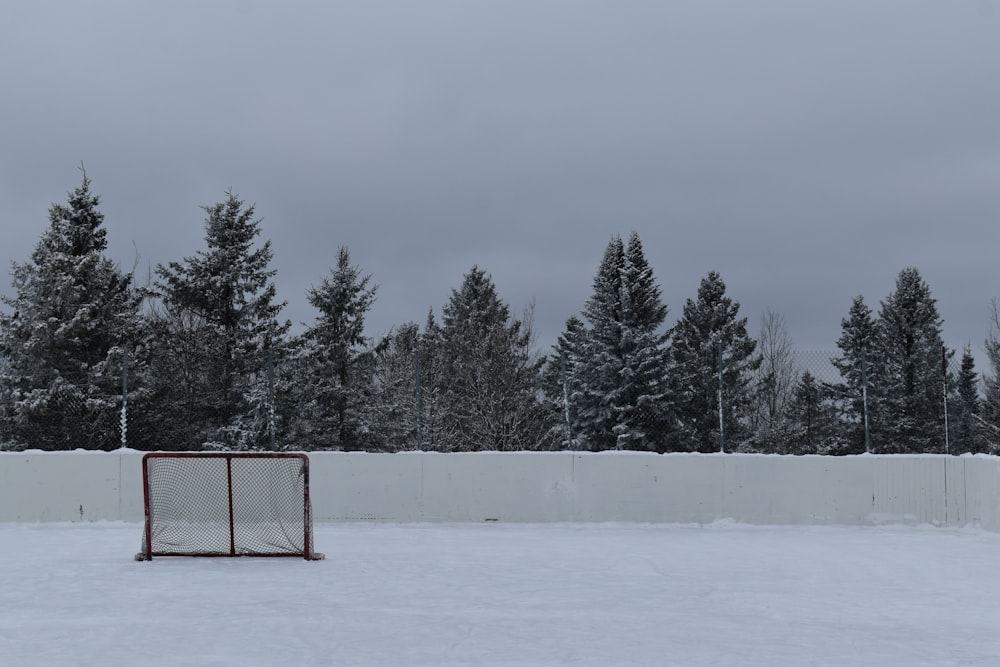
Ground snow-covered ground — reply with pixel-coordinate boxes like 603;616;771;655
2;522;999;666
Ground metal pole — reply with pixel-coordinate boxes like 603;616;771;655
861;346;871;454
120;343;129;449
718;341;725;453
942;345;950;455
268;347;276;451
414;349;422;450
561;352;573;446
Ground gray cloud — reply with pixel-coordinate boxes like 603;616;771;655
2;0;999;363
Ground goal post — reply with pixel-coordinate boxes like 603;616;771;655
136;452;324;561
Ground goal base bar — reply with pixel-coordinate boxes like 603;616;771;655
136;552;325;561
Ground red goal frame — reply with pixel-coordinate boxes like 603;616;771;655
138;452;323;561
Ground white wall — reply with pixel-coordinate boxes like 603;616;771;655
1;451;998;530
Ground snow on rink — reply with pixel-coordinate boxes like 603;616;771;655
2;522;1000;666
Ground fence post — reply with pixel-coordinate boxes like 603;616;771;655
268;347;276;451
120;342;129;449
861;346;871;454
942;345;950;455
718;341;725;453
414;349;422;450
561;352;573;446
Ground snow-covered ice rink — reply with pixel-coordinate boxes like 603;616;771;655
2;522;1000;666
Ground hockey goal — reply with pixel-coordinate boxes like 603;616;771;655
136;452;323;560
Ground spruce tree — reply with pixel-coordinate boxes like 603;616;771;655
436;267;552;451
784;371;840;455
366;322;421;451
615;232;672;450
150;191;288;449
874;267;949;453
295;247;378;450
364;315;451;452
542;316;588;449
574;235;627;450
981;300;1000;450
666;271;759;453
951;346;982;454
0;172;142;450
416;309;447;451
831;295;878;454
573;233;671;451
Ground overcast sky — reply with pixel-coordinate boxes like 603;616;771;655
2;1;999;364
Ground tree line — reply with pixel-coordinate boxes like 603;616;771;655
2;175;998;454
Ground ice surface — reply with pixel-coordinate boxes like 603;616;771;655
1;521;999;666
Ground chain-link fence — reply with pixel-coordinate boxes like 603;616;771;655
0;389;164;452
758;349;994;456
0;393;124;451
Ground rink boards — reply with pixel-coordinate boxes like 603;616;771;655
1;451;999;530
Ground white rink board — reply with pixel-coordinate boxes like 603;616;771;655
310;451;424;521
959;456;1000;532
1;450;999;530
0;452;128;522
573;453;724;522
722;455;875;525
419;452;575;522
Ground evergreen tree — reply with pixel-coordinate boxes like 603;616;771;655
666;271;759;453
366;322;421;452
784;371;840;455
874;267;949;453
573;233;671;451
951;346;982;454
831;295;878;454
981;300;1000;451
615;232;672;450
436;267;553;451
542;316;588;449
0;172;142;450
149;191;288;449
363;314;451;452
574;236;627;450
295;247;378;450
415;309;447;451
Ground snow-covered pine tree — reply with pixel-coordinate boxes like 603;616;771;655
436;267;552;451
574;235;627;450
666;271;759;453
784;371;840;455
573;233;671;451
615;232;672;450
295;247;378;451
950;346;983;454
981;299;1000;451
415;309;447;451
149;191;288;450
831;295;878;454
541;316;588;449
0;172;142;450
874;267;950;453
365;322;421;452
362;314;451;452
